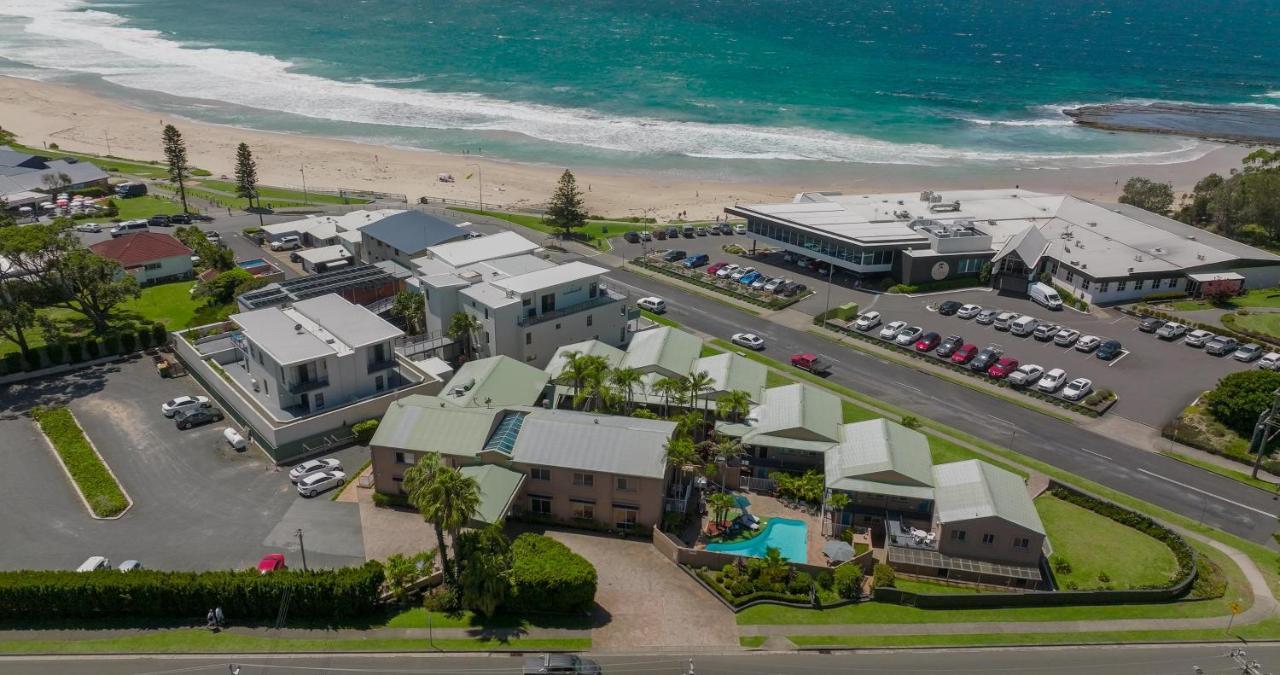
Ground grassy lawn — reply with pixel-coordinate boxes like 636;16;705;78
383;607;593;630
449;207;638;251
1;281;234;356
786;617;1280;647
0;629;589;654
1229;312;1280;339
840;399;879;423
700;344;723;357
1167;401;1254;460
1171;289;1280;312
640;309;679;328
6;142;203;180
893;578;979;595
199;179;370;206
1036;494;1178;589
766;370;795;388
1162;451;1278;492
87;195;183;223
739;636;768;648
31;407;128;517
928;435;1027;478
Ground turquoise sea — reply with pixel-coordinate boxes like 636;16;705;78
0;0;1276;176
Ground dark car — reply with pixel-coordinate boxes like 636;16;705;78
653;229;667;240
169;213;193;224
661;249;687;262
523;653;602;674
623;231;640;243
147;214;171;227
914;331;941;352
1138;316;1165;333
968;344;1003;372
174;406;225;430
937;300;963;316
665;226;680;238
781;282;808;297
950;343;978;364
1095;339;1124;360
936;334;964;357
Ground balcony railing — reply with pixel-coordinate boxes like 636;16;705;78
287;377;329;394
517;291;623;327
367;358;397;374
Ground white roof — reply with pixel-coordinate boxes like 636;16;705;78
297;245;351;264
423;231;540;267
489;261;606;295
261;209;404;238
231;293;402;365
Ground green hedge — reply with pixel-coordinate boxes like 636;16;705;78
695;568;810;607
0;562;385;621
508;533;597;613
31;407;129;518
886;278;986;294
351;418;380;444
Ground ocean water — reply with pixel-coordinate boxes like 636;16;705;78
0;0;1276;176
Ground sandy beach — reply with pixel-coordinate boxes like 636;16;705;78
0;76;1256;220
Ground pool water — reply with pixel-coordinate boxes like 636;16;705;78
706;518;808;564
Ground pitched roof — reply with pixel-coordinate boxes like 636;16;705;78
693;352;767;401
750;383;841;443
932;460;1045;535
511;410;674;479
89;232;191;268
369;395;503;458
442;355;548;408
361;211;467;253
545;340;626;382
489;261;606;295
825;419;935;498
621;326;702;377
459;464;525;524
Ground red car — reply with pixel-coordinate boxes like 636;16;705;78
950;344;978;364
987;357;1020;379
790;353;831;374
914;332;941;352
706;261;727;275
257;553;287;574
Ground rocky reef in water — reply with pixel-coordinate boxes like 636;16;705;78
1064;102;1280;145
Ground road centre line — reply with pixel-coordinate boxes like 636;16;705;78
1137;468;1278;518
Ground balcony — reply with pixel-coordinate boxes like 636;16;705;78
517;291;622;327
287;377;329;394
367;358;397;374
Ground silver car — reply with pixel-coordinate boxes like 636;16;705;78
894;326;925;346
296;470;347;497
975;308;999;325
1155;322;1187;340
1184;329;1215;347
289;457;343;482
1054;328;1081;346
957;304;982;319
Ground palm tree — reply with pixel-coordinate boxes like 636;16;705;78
568;354;611;411
707;492;737;528
447;312;482;362
686;369;714;418
609;366;643;413
653;376;684;417
715;389;752;423
402;454;447;578
406;458;480;589
674;410;705;443
665;436;698;487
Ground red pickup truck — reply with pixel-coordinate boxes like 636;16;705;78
790;353;831;374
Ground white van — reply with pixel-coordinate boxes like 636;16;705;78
1029;282;1063;310
637;296;667;314
1010;315;1039;337
77;556;111;572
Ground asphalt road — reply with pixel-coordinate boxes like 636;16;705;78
601;266;1280;545
3;644;1275;674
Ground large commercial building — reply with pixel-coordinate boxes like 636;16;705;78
728;189;1280;304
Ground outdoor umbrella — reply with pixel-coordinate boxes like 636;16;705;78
822;540;855;563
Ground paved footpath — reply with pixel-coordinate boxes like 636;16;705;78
0;625;591;641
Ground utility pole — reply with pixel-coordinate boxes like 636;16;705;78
1247;388;1280;479
822;259;836;321
295;528;308;571
467;163;483;213
300;164;309;205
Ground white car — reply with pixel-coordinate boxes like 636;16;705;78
1155;322;1187;340
751;276;771;290
77;556;111;572
270;235;301;251
636;296;666;313
731;332;766;350
956;304;982;319
1074;335;1102;352
1062;378;1093;401
1261;353;1280;370
161;395;210;418
297;470;347;497
289;457;343;483
734;223;747;235
1234;344;1265;362
894;326;924;346
74;222;102;233
1007;364;1045;387
879;321;907;340
730;266;755;281
1184;329;1215;347
716;264;740;279
118;560;144;572
854;311;882;331
1037;368;1068;392
1054;328;1081;347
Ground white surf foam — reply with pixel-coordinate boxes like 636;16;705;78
0;0;1214;168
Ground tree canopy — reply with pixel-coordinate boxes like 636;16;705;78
544;169;587;238
162;124;190;214
1118;177;1175;215
1204;370;1280;440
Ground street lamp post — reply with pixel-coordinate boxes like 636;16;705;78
822;260;837;321
467;163;483;214
299;164;309;205
295;528;308;571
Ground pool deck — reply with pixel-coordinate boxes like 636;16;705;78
702;492;828;567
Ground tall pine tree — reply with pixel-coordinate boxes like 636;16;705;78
234;142;262;225
544;169;587;239
161;124;190;214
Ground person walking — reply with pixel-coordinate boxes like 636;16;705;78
206;609;216;629
215;606;225;628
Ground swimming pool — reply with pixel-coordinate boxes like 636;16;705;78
705;517;808;564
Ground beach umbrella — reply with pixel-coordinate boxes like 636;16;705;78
733;494;751;509
822;540;855;563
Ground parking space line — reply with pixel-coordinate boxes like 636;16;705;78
1136;468;1278;518
1108;350;1130;367
1078;447;1113;461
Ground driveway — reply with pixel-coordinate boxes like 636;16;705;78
0;358;366;571
544;529;737;652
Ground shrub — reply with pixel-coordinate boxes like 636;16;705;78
0;562;384;621
508;533;597;613
788;572;814;596
119;331;137;354
23;348;41;371
3;352;22;375
85;340;101;359
1051;556;1073;575
815;570;834;591
372;491;409;508
64;340;84;363
137;327;152;350
1204;370;1280;438
834;564;863;598
351;418;380;444
43;342;65;366
102;334;121;355
872;563;896;589
899;415;921;429
151;323;169;347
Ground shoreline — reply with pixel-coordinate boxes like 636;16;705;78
0;76;1258;220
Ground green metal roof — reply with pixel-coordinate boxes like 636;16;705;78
825;419;935;494
370;395;502;458
458;464;525;525
621;326;702;378
748;383;841;443
545;340;625;382
443;355;548;408
932;460;1045;535
693;352;767;402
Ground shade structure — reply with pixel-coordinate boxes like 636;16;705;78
822;540;855;563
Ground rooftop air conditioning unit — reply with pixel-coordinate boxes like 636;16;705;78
1088;221;1098;227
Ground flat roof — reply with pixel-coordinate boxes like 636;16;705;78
297;245;351;264
231;305;335;366
423;231;540;267
489;260;606;295
292;294;402;350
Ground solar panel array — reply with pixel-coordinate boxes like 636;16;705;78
239;264;393;309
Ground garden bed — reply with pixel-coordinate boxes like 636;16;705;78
631;257;812;310
30;407;130;518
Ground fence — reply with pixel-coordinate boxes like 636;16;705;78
416;195;545;214
742;476;776;493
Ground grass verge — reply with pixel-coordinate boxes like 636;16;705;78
739;636;768;648
0;629;589;654
449;207;630;251
384;607;595;630
31;407;128;517
331;458;372;501
1035;494;1178;589
1162;451;1277;493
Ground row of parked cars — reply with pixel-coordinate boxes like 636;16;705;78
933;300;1125;360
853;310;1096;401
658;250;810;296
625;222;747;242
1136;316;1279;365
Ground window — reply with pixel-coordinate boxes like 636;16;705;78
571;499;594;520
483;307;489;320
950;530;966;542
1013;537;1031;551
392;475;404;494
1135;279;1145;290
981;533;996;546
525;333;532;345
375;375;385;392
394;452;416;465
613;505;638;530
1168;277;1179;288
616;477;632;491
530;467;551;481
1065;269;1074;283
1117;280;1128;292
586;314;592;327
529;494;552;516
573;472;594;487
314;392;324;409
1099;281;1110;293
144;262;162;271
522;297;532;307
483;330;490;344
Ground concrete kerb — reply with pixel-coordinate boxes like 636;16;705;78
32;409;134;521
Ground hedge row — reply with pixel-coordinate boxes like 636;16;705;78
31;407;129;518
695;568;811;607
507;533;597;614
1127;305;1280;351
0;323;169;376
886;277;987;294
0;562;385;621
631;257;809;310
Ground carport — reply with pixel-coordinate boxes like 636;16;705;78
1186;272;1244;299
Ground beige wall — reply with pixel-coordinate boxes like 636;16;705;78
937;516;1044;567
370;447;475;495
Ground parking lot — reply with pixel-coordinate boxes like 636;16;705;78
0;358;366;572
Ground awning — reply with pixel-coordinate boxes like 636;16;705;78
822;540;855;563
1186;272;1245;283
458;464;526;525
